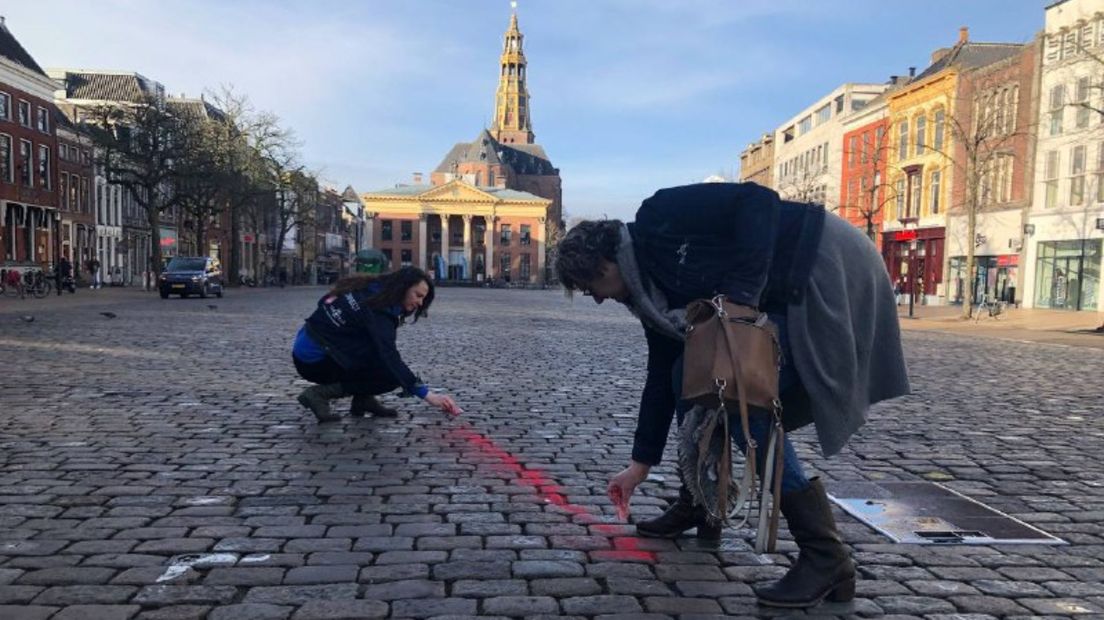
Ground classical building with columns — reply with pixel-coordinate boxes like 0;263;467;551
361;7;561;284
361;180;550;284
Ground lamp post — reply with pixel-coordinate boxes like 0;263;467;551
908;237;918;319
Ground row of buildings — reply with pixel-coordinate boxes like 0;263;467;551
0;16;368;287
739;0;1104;313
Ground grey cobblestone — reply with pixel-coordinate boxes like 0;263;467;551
1;288;1102;618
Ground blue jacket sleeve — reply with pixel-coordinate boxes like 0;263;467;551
632;325;683;466
362;311;428;398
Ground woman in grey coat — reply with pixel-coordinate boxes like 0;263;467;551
555;182;909;609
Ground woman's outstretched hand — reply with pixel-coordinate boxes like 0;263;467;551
607;461;651;521
425;393;463;416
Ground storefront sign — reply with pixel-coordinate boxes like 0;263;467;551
894;230;918;242
997;255;1018;267
242;234;255;243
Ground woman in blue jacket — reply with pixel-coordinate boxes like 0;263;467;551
292;267;461;421
555;182;909;609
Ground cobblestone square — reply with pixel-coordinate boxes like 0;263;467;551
1;287;1102;619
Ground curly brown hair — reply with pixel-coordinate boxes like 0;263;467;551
553;220;623;291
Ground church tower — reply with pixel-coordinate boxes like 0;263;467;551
491;7;534;145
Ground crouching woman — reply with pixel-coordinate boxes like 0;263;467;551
291;266;461;421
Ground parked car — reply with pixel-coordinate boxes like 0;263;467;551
159;256;224;299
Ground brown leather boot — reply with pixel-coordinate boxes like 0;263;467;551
350;394;398;418
635;486;721;540
754;478;855;608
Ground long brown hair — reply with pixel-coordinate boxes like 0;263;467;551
328;267;435;322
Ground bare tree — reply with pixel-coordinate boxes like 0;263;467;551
837;127;899;243
84;94;190;275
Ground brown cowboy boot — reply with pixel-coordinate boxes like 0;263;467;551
635;486;721;540
296;383;345;422
350;394;398;418
754;478;855;608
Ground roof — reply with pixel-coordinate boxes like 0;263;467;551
167;97;226;122
366;183;545;202
53;71;164;103
433;129;556;176
914;42;1024;81
0;18;47;77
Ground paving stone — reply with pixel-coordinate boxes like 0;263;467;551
132;585;239;606
0;586;45;604
483;595;560;615
18;567;118;585
53;605;142;620
606;577;673;596
207;603;293;620
511;560;584;578
358;564;429;583
0;606;58;620
529;578;601;597
432;561;512;580
203;567;286;586
361;578;445;600
562;595;644;615
450;579;526;597
291;599;389;619
242;584;359;605
133;605;210;620
389;598;477;618
948;595;1030;616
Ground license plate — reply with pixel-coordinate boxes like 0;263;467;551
171;284;185;289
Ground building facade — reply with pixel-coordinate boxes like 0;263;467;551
773;83;888;208
0;17;60;273
738;133;774;187
55;119;94;274
362;180;550;284
1022;0;1104;312
839;96;890;248
368;7;560;284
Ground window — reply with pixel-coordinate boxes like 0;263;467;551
835;95;845;114
381;220;393;241
1076;77;1091;129
60;173;69;210
0;135;10;183
933;110;945;152
36;107;49;133
815;103;831;125
908;172;922;219
894;178;906;220
520;254;531;281
0;92;9;121
898;120;909;160
381;249;393;264
1071;145;1086;206
38;145;50;189
848;136;857;166
19;140;31;185
400;220;412;242
1049;84;1065;137
500;252;511;279
74;176;82;213
519;224;531;246
915;115;926;153
18;101;30;127
1006;86;1019;135
798;115;812;135
500;224;512;245
400;249;412;266
930;170;941;214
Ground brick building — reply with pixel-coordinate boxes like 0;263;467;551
0;17;60;272
55;116;95;273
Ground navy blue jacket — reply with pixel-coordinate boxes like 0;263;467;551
302;289;424;396
627;182;825;466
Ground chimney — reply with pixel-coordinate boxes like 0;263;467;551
959;26;969;44
908;67;916;78
412;172;423;184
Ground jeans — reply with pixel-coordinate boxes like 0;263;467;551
293;355;399;396
673;312;810;494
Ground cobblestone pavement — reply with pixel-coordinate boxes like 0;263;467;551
0;286;1102;620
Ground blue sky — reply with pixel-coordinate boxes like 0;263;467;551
8;0;1047;220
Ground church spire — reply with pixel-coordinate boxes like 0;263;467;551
491;2;534;145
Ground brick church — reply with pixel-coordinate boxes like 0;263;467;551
361;8;563;284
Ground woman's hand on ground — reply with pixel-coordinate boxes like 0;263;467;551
425;393;463;416
608;461;651;521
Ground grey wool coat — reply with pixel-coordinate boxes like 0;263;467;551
787;213;911;456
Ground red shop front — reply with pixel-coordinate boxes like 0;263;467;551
882;226;945;300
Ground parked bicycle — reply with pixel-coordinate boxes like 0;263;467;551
974;293;1006;322
1;269;25;298
23;269;52;299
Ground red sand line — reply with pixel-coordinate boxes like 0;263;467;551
446;425;658;562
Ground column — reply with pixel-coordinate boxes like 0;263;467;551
363;212;375;250
440;214;450;278
485;215;496;280
417;214;428;271
536;216;546;285
462;215;472;281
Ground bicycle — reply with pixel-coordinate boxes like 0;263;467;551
973;293;1006;322
23;269;52;299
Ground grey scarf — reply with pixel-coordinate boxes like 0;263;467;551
617;224;687;342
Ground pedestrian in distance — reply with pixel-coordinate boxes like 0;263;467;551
55;255;74;295
87;257;101;289
291;266;462;422
554;182;909;609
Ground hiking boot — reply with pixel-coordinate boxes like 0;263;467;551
350;394;398;418
754;478;855;608
636;486;721;540
296;383;344;422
